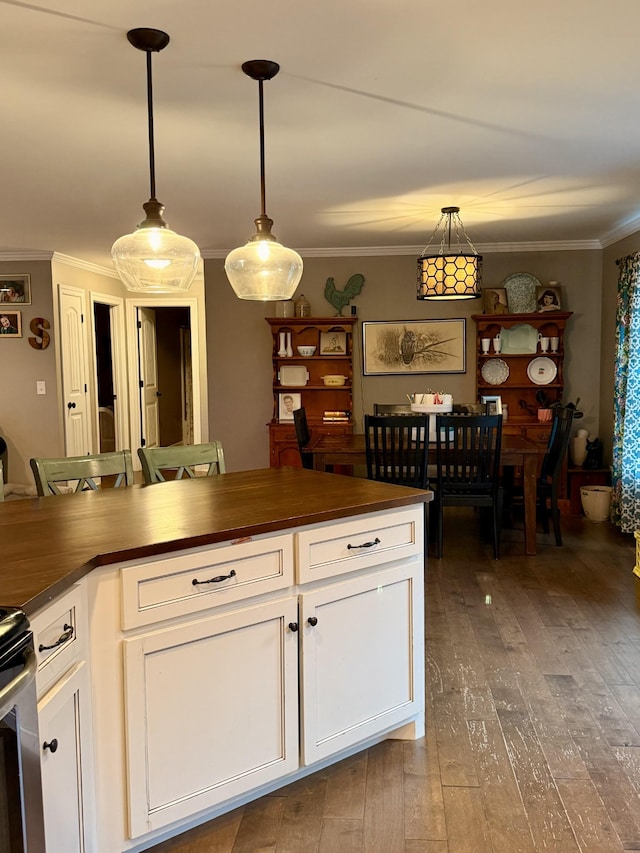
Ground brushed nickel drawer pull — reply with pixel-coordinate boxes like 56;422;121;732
38;623;74;652
192;569;236;586
347;537;381;550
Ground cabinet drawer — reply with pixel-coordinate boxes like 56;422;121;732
522;425;551;446
31;585;84;699
121;534;294;629
296;506;423;584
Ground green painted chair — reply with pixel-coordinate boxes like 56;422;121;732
137;442;226;484
30;450;134;496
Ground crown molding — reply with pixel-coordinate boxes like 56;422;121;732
52;252;119;278
0;250;53;262
599;215;640;248
202;239;602;260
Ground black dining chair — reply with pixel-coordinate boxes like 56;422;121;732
433;413;503;559
293;407;314;469
364;414;430;488
536;405;576;545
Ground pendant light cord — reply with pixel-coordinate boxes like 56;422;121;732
258;78;267;218
146;49;157;201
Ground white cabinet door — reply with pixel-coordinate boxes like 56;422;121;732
300;561;424;765
38;660;97;853
124;596;299;838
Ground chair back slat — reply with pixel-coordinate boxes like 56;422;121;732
30;450;134;496
365;414;430;489
436;414;503;496
540;406;576;484
293;407;314;469
137;442;226;484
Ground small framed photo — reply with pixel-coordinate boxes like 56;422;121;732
482;288;509;315
320;331;346;354
0;274;31;305
536;285;561;312
481;395;502;416
279;392;301;421
0;310;22;338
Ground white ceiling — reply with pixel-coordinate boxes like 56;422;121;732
2;0;640;271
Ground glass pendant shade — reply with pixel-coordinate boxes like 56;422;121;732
226;60;303;301
112;204;200;294
417;206;482;300
225;216;303;301
112;29;200;294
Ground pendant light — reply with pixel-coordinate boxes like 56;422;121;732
111;28;200;293
225;60;303;301
417;206;482;300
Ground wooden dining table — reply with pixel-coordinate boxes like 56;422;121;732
305;432;540;555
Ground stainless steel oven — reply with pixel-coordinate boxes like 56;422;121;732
0;607;45;852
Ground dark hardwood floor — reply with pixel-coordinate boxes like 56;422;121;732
148;510;640;852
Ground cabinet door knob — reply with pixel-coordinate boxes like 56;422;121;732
288;622;299;632
307;616;318;627
43;738;59;753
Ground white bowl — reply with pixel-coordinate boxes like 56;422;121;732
297;345;316;357
322;375;347;386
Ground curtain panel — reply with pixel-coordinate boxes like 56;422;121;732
612;252;640;531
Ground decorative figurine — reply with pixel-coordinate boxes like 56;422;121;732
324;273;365;316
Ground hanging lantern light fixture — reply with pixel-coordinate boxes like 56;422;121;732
111;28;200;293
225;60;303;301
417;206;482;300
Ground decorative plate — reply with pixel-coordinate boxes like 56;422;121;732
279;365;309;386
527;356;557;385
503;273;541;314
498;323;539;354
481;358;510;385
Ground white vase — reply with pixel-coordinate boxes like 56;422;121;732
570;435;587;467
285;332;293;357
278;332;287;357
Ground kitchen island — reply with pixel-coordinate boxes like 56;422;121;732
0;467;429;852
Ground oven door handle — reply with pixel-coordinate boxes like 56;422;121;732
0;647;37;719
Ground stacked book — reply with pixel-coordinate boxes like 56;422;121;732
323;410;351;423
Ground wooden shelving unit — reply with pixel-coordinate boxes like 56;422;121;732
266;317;357;468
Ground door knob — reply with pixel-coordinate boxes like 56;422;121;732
67;402;76;410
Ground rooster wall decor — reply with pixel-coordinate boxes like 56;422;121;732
324;273;365;316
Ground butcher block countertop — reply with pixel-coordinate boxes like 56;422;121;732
0;467;430;615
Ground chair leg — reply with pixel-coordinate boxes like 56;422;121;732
550;492;562;546
492;494;502;560
435;501;443;559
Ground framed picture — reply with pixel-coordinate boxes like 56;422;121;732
0;274;31;305
362;319;466;375
320;331;347;354
536;285;561;312
0;310;22;338
481;395;502;415
482;287;509;315
279;392;301;421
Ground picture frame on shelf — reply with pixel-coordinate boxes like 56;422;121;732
0;310;22;338
482;288;509;315
320;331;347;354
362;319;466;376
0;274;30;305
536;285;562;312
279;392;301;421
481;395;502;416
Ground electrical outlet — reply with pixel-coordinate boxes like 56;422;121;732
36;380;46;395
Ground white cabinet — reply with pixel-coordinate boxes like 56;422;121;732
123;596;300;837
31;584;96;853
38;661;96;853
299;561;424;765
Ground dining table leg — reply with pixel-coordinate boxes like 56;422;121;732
522;452;537;555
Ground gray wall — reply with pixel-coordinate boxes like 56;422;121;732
205;248;603;473
0;259;60;485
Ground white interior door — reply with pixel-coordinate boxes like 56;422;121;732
59;284;91;457
138;307;160;450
